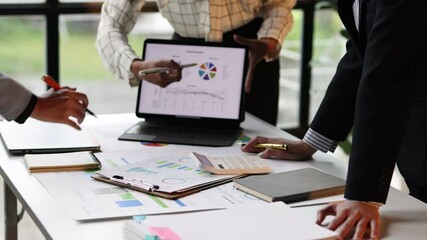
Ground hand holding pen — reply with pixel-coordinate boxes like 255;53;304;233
42;75;97;118
240;136;317;160
240;143;288;150
138;63;198;76
35;75;93;130
131;59;196;88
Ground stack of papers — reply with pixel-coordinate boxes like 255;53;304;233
92;154;245;199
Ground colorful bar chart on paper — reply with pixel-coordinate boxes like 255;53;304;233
156;160;206;174
94;153;232;193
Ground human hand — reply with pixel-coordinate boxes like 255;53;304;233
241;136;316;160
31;88;89;130
316;201;381;240
131;59;182;88
233;35;279;93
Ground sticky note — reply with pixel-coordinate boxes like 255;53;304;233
148;226;182;240
133;215;146;222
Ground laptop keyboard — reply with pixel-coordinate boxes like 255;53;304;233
127;125;233;140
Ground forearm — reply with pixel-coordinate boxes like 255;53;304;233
302;128;338;153
15;94;37;123
95;0;145;85
310;40;363;141
0;73;34;122
258;0;296;54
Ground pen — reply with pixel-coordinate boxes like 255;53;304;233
290;200;344;208
240;143;288;150
138;63;198;77
110;176;155;192
42;75;98;118
112;175;160;190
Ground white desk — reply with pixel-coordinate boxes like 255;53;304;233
1;113;427;239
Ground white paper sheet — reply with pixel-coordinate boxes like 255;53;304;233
125;202;339;240
33;150;225;220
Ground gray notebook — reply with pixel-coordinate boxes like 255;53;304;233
233;168;346;203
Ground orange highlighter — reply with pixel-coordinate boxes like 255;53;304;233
42;75;98;118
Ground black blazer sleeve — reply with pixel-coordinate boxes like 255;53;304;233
311;0;427;203
310;39;362;142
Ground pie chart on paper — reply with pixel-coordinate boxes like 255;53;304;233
198;62;217;80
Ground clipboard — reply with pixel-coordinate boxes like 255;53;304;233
91;173;245;199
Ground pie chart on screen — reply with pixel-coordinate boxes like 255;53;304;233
198;62;217;80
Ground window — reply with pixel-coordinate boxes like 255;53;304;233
1;1;344;129
0;16;46;93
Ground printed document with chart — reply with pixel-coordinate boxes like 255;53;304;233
33;150;229;220
92;151;244;199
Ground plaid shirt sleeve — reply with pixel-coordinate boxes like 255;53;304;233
258;0;297;60
95;0;297;84
95;0;145;86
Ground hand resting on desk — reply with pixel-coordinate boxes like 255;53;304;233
240;136;316;160
317;201;380;240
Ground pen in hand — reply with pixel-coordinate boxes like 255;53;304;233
42;75;98;118
240;143;288;150
138;63;198;77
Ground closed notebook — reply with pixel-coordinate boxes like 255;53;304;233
24;151;101;173
233;168;345;203
0;120;100;154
